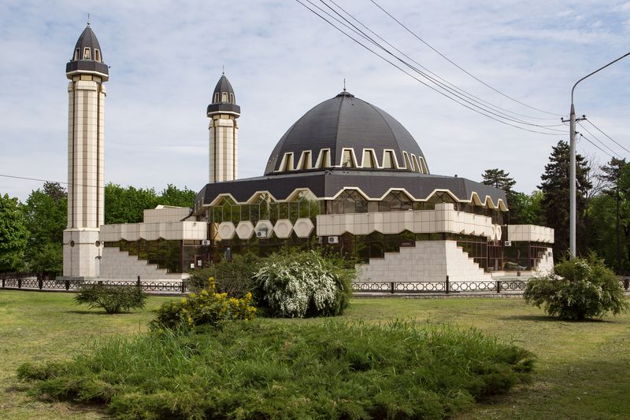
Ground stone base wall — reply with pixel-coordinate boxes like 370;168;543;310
355;240;493;283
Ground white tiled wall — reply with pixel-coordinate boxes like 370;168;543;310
355;240;494;283
100;221;207;242
143;206;191;223
317;203;498;239
507;225;554;243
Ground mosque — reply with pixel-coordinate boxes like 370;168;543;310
61;24;555;285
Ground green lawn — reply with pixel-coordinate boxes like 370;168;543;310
1;290;629;419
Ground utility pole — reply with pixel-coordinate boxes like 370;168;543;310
563;52;630;258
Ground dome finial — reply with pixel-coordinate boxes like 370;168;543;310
343;78;346;92
87;13;90;26
222;65;225;76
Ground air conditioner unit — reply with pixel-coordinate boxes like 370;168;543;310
201;239;211;246
504;240;512;247
327;236;339;244
256;229;268;239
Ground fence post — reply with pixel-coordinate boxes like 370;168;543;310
18;278;22;289
624;277;629;291
1;277;4;289
181;280;186;294
496;280;501;294
390;282;395;294
445;275;450;294
38;277;43;290
137;275;141;288
65;280;70;291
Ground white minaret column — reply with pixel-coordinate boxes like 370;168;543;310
62;24;109;279
207;74;240;183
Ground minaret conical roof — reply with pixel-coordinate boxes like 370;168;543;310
207;73;240;117
66;24;109;80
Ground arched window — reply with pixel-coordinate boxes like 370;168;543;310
382;150;395;169
94;49;101;62
378;191;413;211
214;93;220;103
411;155;421;173
341;149;356;168
362;149;376;168
315;149;332;168
278;153;294;172
299;151;312;170
403;151;412;170
83;47;91;60
74;49;80;60
419;157;429;174
221;92;228;102
229;93;235;103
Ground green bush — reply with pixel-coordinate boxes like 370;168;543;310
17;321;533;419
187;252;261;297
524;256;629;320
252;250;354;318
151;277;256;330
75;284;147;314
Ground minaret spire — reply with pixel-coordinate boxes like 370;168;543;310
207;73;241;183
62;24;109;279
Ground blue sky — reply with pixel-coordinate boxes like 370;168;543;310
1;0;630;200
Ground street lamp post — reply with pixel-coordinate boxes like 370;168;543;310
567;52;630;258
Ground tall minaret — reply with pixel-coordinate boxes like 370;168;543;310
207;74;240;183
62;24;109;279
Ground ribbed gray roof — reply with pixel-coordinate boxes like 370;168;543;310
72;25;103;61
264;91;427;175
66;25;109;78
213;74;235;98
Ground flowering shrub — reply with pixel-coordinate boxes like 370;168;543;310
524;256;628;320
252;250;353;318
151;277;256;330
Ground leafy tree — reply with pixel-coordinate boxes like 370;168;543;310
23;182;66;274
105;184;196;224
0;194;29;272
508;191;543;225
538;141;591;258
481;168;540;224
595;158;630;273
158;184;197;208
105;184;159;224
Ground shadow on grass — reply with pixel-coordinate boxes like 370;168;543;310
65;310;131;315
499;314;613;323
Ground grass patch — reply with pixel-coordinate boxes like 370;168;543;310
17;321;533;419
2;291;630;419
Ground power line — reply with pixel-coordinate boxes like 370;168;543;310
578;133;618;159
577;121;623;157
369;0;561;118
584;119;630;154
1;173;100;190
295;0;562;135
322;0;563;125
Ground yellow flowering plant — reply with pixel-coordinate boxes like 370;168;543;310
151;277;256;330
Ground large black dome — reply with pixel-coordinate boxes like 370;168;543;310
264;91;428;175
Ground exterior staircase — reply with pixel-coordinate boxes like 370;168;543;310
355;240;493;283
99;247;184;280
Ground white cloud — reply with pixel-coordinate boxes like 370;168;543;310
1;0;629;201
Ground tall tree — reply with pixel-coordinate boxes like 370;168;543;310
539;141;592;259
0;194;29;272
481;169;516;192
23;182;67;274
596;158;630;273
